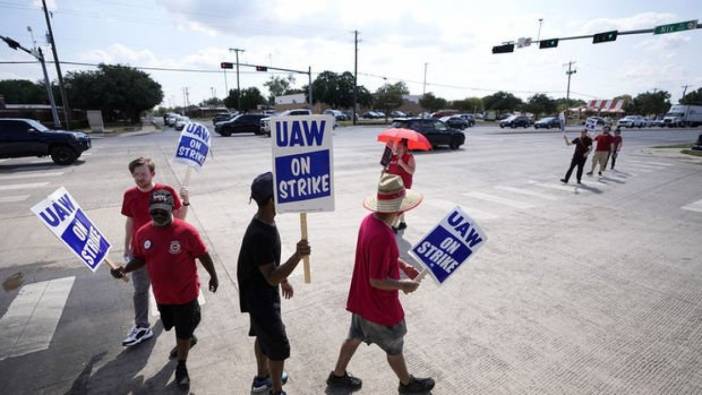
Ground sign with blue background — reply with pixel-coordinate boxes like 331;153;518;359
174;122;212;170
272;115;335;213
31;187;112;272
411;206;488;284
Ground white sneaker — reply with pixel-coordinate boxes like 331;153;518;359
122;326;154;347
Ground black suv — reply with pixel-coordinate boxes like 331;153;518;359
499;115;531;128
0;118;91;165
214;113;268;136
391;118;465;149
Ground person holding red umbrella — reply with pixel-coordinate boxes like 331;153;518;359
386;139;416;232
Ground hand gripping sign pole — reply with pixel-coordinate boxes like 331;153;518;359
272;114;335;283
174;122;213;189
31;187;127;282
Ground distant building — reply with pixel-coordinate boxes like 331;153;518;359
275;94;306;105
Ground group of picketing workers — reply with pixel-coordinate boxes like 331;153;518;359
560;125;624;185
108;136;434;394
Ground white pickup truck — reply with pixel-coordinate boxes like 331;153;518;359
260;109;312;136
663;104;702;128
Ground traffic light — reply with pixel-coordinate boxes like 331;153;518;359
492;43;515;54
539;38;559;49
255;66;268;72
1;36;21;50
220;62;234;69
592;30;617;44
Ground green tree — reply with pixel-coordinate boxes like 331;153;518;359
681;88;702;105
627;90;671;116
374;82;409;122
224;87;266;111
554;97;586;112
524;93;557;117
482;91;523;113
452;97;483;113
263;74;295;104
357;86;373;108
199;97;224;107
64;64;163;123
419;92;448;112
0;79;47;104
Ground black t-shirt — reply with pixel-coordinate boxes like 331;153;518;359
237;217;281;313
572;136;593;157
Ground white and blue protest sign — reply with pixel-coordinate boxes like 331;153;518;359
411;206;488;284
31;187;112;272
585;118;598;131
272;115;335;213
174;122;212;170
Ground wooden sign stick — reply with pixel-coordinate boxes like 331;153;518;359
105;257;129;283
300;212;311;283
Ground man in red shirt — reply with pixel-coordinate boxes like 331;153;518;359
326;173;435;394
112;190;218;389
587;127;614;176
610;128;623;170
120;157;190;347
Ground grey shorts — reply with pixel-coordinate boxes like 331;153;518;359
348;314;407;355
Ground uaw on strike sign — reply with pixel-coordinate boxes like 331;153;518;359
272;115;335;213
31;187;111;272
411;206;488;284
174;122;212;170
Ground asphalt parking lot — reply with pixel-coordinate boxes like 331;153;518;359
1;124;701;394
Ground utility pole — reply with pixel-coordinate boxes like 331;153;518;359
182;87;190;109
352;30;359;125
423;62;428;95
1;34;60;127
681;84;690;102
308;66;313;108
564;61;577;103
210;86;215;99
537;18;544;42
229;48;245;110
41;0;71;129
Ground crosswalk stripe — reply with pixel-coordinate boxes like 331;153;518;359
494;186;559;201
0;182;50;191
625;162;664;170
682;199;702;213
0;159;8;163
528;181;578;192
628;160;672;167
463;191;534;209
0;172;63;181
424;198;499;220
0;195;30;203
0;276;75;361
622;165;653;173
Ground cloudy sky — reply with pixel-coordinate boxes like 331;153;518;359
1;0;700;107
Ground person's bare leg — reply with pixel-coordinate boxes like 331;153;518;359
387;353;411;385
333;338;362;376
254;338;269;378
176;337;190;362
268;359;285;393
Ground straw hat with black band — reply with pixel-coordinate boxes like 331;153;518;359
363;173;422;213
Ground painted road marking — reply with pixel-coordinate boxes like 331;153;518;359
463;191;534;210
628;160;672;167
528;181;579;193
0;195;30;203
425;198;499;220
0;172;63;181
0;182;50;191
0;276;75;361
682;199;702;213
495;186;559;201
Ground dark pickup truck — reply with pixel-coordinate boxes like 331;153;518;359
0;118;91;165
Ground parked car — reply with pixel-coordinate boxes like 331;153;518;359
214;113;268;136
582;116;607;128
440;115;470;130
390;110;407;118
617;115;646;128
499;115;531;128
260;108;313;136
0;118;91;165
391;118;465;150
212;112;237;125
361;111;382;119
164;112;179;127
647;118;665;127
431;110;459;119
459;114;476;127
533;116;561;129
174;115;191;131
323;109;349;121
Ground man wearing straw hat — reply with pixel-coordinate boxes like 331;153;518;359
326;173;435;394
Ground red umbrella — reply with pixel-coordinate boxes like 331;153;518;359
377;128;432;151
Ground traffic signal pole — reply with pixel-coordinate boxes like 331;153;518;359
41;0;71;129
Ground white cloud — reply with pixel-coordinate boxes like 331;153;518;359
78;44;163;67
580;12;678;34
176;20;218;37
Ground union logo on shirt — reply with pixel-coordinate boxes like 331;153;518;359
169;240;182;255
143;240;152;250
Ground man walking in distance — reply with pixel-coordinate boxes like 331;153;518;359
237;172;310;395
121;157;190;347
111;190;218;388
386;139;416;233
586;126;614;177
561;129;593;184
610;128;623;170
326;173;435;394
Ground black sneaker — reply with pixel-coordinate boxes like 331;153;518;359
252;371;289;393
268;391;286;395
398;222;407;230
598;171;602;176
175;363;190;388
169;335;197;359
586;171;593;176
327;371;362;390
399;375;435;393
560;178;568;184
577;180;582;184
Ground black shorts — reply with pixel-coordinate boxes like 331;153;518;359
248;306;290;361
157;298;201;340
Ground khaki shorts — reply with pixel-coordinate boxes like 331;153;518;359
348;314;407;355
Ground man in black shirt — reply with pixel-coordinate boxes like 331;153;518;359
237;172;311;395
561;129;593;184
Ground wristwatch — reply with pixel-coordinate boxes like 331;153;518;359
183;202;190;206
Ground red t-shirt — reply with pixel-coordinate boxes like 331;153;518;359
346;214;404;326
121;183;182;233
132;219;207;304
611;135;622;150
594;134;613;152
387;153;413;189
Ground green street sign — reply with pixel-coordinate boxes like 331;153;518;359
654;20;698;35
